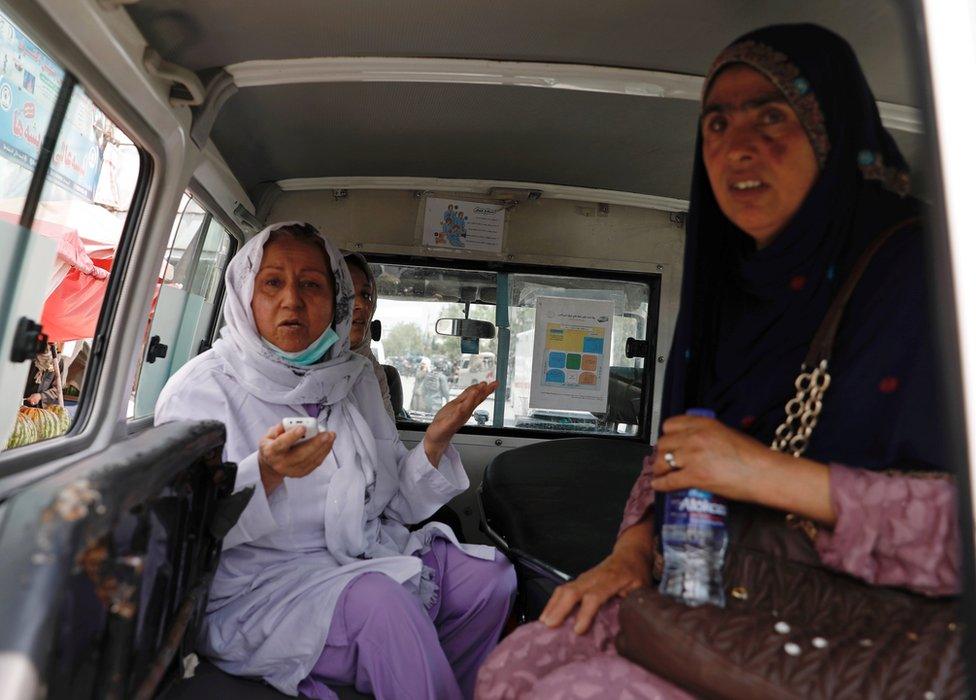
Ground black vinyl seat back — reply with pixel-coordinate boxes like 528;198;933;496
0;422;239;699
480;438;649;581
382;364;410;421
606;366;643;426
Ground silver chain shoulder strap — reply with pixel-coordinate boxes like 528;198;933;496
771;359;831;457
768;218;916;459
770;360;831;539
764;218;917;535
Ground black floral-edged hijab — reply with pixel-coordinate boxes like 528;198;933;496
661;23;947;475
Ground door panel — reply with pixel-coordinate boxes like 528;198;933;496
131;203;234;421
0;421;236;699
0;220;57;451
134;285;191;417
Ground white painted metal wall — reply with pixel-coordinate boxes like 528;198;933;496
269;186;687;434
271;186;687;540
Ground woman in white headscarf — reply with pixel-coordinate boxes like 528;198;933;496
343;251;395;420
155;222;515;700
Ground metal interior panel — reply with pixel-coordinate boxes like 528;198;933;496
123;1;926;201
212;80;926;202
212;81;702;199
125;0;917;105
0;221;57;467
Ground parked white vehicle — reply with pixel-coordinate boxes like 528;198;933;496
455;352;495;387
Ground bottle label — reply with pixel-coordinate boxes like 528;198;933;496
664;488;728;529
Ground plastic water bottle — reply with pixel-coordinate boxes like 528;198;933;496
658;408;728;608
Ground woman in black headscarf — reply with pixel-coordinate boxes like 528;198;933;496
476;24;960;699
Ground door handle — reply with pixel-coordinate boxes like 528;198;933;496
10;317;48;362
625;337;649;359
146;335;168;364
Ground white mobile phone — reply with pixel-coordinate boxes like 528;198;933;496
282;416;319;440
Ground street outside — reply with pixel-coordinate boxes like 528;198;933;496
401;375;515;426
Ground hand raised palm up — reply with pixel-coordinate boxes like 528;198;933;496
424;380;498;463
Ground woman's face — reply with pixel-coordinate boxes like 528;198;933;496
701;64;819;248
348;264;373;347
251;235;334;352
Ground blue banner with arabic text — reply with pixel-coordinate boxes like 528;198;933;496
0;11;102;201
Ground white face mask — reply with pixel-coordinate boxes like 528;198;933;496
261;326;340;366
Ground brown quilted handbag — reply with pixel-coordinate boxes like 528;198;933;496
616;220;966;698
615;507;965;699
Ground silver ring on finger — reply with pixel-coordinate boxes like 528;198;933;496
664;451;678;471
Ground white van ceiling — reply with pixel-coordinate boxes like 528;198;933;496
124;0;925;202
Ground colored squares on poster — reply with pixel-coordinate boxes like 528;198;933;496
579;372;597;385
583;336;604;354
566;354;582;370
581;354;598;371
548;351;567;369
545;369;566;383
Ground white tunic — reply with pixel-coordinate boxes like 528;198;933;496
155;349;493;694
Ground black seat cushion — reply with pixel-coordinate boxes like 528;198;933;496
413;503;466;542
161;660;373;700
479;438;649;620
382;364;409;421
480;438;649;579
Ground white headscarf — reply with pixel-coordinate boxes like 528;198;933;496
344;251;395;420
213;222;381;565
214;221;363;405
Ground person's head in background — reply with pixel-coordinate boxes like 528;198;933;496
343;253;376;351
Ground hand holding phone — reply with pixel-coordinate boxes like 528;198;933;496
282;416;319;441
258;418;335;496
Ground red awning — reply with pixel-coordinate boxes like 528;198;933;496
41;257;113;342
0;212;112;342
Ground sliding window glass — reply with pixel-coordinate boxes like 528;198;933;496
0;6;146;450
370;260;657;437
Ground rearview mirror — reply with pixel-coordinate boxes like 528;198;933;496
435;318;496;339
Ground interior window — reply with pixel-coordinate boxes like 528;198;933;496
129;193;235;419
508;273;653;436
372;261;657;437
374;264;498;424
0;7;145;451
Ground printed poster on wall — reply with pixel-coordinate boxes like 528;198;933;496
529;296;613;413
0;12;103;200
422;197;505;253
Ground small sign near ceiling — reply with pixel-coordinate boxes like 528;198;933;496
422;196;505;253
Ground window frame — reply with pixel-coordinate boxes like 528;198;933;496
185;182;243;353
67;146;153;438
365;252;661;443
0;46;154;471
126;190;239;426
195;232;238;355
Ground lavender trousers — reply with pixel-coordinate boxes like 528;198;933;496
298;538;517;700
